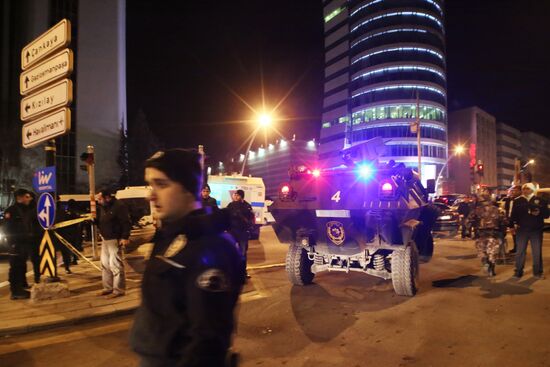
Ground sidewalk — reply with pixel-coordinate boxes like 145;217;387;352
0;225;287;337
0;255;142;337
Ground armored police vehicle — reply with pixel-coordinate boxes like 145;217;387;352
270;138;437;296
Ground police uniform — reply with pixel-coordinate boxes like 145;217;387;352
226;200;254;274
468;199;506;276
4;202;34;297
510;194;549;277
130;209;244;367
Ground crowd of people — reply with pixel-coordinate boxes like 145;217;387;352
2;149;547;366
450;183;548;278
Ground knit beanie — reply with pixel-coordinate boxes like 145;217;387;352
145;149;203;199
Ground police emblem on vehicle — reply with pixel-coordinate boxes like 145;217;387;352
326;221;345;245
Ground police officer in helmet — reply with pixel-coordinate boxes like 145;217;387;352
130;149;244;367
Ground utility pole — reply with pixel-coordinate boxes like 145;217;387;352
86;145;98;260
410;91;422;180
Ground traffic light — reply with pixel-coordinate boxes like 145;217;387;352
476;163;484;176
80;152;94;171
80;152;94;165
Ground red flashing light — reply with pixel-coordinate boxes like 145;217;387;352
281;185;290;194
381;182;393;192
312;169;321;178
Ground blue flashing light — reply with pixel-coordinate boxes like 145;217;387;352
357;163;375;180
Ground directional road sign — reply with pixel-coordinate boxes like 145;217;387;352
39;231;57;278
20;79;73;121
33;166;57;194
21;19;71;70
22;107;71;148
20;49;73;96
37;192;56;230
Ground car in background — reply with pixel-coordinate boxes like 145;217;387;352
432;202;460;237
434;194;464;206
0;209;9;255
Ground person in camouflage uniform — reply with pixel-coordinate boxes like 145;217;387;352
468;187;507;277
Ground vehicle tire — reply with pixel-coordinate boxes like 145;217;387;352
391;243;419;296
285;244;314;285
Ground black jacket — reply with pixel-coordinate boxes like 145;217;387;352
226;200;254;232
510;195;549;232
130;209;244;366
201;196;220;213
97;198;131;240
3;203;35;250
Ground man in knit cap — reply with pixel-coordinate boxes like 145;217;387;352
130;149;244;367
510;182;549;279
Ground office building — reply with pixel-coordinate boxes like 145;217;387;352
495;122;521;190
235;138;318;198
448;107;497;194
319;0;447;184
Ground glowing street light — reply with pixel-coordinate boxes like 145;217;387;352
258;113;272;127
240;111;276;175
434;143;465;195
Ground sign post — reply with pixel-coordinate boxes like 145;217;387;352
36;192;58;281
20;19;73;287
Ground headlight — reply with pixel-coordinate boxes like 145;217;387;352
439;215;451;220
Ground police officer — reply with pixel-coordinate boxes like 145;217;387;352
468;187;506;277
130;149;244;367
226;189;254;279
510;182;549;279
4;189;34;299
502;185;521;254
201;183;219;213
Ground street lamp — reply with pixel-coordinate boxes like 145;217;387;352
240;112;274;175
434;144;465;195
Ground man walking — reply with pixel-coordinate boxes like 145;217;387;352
510;183;549;279
4;189;34;299
97;189;131;298
468;188;506;277
130;149;244;367
227;189;254;278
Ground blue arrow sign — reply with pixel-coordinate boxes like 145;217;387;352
37;192;56;230
33;166;56;193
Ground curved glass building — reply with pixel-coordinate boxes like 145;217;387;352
319;0;447;181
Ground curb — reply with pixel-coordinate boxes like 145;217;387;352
0;304;139;338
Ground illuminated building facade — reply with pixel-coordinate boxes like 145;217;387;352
230;139;318;199
319;0;447;183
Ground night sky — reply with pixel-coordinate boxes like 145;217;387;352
127;0;549;163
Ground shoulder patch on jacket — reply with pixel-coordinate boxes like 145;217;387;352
196;269;230;292
164;234;187;258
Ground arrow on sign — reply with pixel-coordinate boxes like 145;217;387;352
26;51;30;63
38;194;52;227
26;130;32;140
39;231;57;278
25;104;31;113
24;76;29;89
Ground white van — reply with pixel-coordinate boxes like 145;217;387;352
115;186;155;228
207;175;266;239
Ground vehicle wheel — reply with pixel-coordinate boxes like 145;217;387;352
285;244;314;285
391;243;419;296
